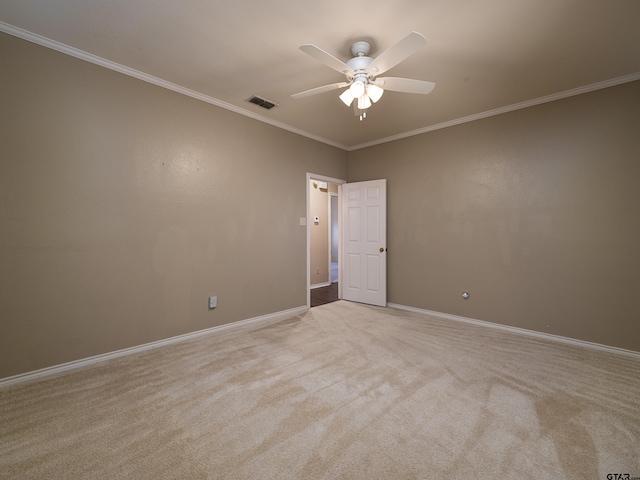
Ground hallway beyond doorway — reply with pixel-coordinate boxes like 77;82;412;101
310;283;338;307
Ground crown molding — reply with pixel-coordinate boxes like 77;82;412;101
2;22;638;153
0;22;349;151
348;72;640;151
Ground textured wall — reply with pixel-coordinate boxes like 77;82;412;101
0;33;347;378
348;81;640;351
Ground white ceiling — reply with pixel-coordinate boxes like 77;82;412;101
2;0;640;150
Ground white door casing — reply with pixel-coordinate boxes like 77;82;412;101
341;179;387;307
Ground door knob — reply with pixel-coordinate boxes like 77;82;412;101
380;247;384;253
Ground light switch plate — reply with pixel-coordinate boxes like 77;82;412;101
208;296;217;308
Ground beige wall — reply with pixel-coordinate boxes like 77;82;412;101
0;33;347;378
309;180;329;285
348;80;640;351
2;31;638;380
330;194;338;263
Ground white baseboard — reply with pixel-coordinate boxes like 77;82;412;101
0;305;309;389
310;281;331;289
387;303;640;360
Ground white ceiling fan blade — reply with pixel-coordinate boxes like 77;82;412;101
367;32;427;77
376;77;435;95
292;82;350;99
299;44;354;76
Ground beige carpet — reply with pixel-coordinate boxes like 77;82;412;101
1;301;639;479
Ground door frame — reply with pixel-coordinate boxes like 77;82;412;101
306;172;346;308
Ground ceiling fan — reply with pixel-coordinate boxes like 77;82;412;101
292;31;435;120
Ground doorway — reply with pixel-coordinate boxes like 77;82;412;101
307;173;345;308
307;175;387;309
311;191;339;307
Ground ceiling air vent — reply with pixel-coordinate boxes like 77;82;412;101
247;95;277;110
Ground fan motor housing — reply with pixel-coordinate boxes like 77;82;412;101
347;56;374;73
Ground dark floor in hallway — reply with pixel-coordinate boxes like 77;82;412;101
311;283;338;307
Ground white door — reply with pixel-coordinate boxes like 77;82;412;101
341;179;387;307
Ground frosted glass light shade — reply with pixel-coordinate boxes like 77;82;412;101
349;80;366;99
339;89;355;106
357;94;372;110
367;84;384;103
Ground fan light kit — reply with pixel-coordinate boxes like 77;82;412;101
292;32;435;121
